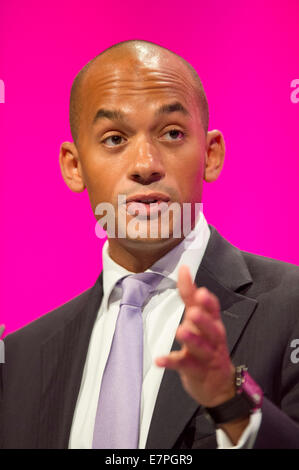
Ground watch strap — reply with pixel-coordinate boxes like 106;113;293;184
204;365;263;425
205;391;252;425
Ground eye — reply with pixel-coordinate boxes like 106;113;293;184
102;134;127;147
162;129;185;141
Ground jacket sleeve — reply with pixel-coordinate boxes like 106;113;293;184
254;317;299;449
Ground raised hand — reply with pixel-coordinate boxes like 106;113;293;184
155;265;236;408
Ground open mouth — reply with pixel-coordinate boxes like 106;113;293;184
126;193;170;204
133;199;159;204
125;193;171;218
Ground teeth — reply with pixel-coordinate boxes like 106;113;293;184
136;199;157;203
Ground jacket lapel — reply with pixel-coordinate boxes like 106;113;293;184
146;225;258;449
38;274;104;448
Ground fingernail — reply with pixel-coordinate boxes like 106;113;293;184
156;357;167;367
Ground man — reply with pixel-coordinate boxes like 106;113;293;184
1;40;299;449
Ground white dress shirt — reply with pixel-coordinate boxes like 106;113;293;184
69;211;261;449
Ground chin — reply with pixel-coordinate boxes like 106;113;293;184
119;232;183;252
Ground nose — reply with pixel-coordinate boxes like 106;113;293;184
127;136;165;185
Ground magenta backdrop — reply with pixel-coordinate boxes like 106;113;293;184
1;1;299;335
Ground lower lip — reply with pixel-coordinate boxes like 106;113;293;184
126;201;170;218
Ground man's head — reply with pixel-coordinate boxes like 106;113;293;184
59;40;225;264
69;40;210;146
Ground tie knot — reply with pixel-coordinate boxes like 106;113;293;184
119;272;164;309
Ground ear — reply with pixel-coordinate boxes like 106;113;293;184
59;141;86;192
204;130;225;182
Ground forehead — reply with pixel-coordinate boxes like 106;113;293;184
80;49;198;122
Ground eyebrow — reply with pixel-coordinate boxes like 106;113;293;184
92;101;190;126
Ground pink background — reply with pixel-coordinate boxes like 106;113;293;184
0;1;298;336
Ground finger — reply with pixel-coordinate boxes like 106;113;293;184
177;265;197;307
193;287;221;319
155;348;203;371
178;315;202;336
176;327;215;361
186;307;225;346
155;349;186;370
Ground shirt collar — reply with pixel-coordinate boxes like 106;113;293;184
101;211;210;310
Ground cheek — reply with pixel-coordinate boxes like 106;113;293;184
180;167;204;202
79;152;117;209
171;145;205;198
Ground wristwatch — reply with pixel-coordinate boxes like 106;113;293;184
205;365;263;426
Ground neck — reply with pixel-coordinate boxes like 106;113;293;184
107;236;185;272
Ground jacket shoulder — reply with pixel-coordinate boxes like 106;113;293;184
238;250;299;330
207;225;299;294
241;249;299;287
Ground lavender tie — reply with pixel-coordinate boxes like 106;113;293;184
92;272;163;449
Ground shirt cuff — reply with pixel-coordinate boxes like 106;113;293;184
216;410;262;449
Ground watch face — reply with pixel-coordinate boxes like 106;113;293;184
241;371;263;409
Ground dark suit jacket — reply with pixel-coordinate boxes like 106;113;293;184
1;225;299;449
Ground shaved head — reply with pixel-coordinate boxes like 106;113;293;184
69;40;209;145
